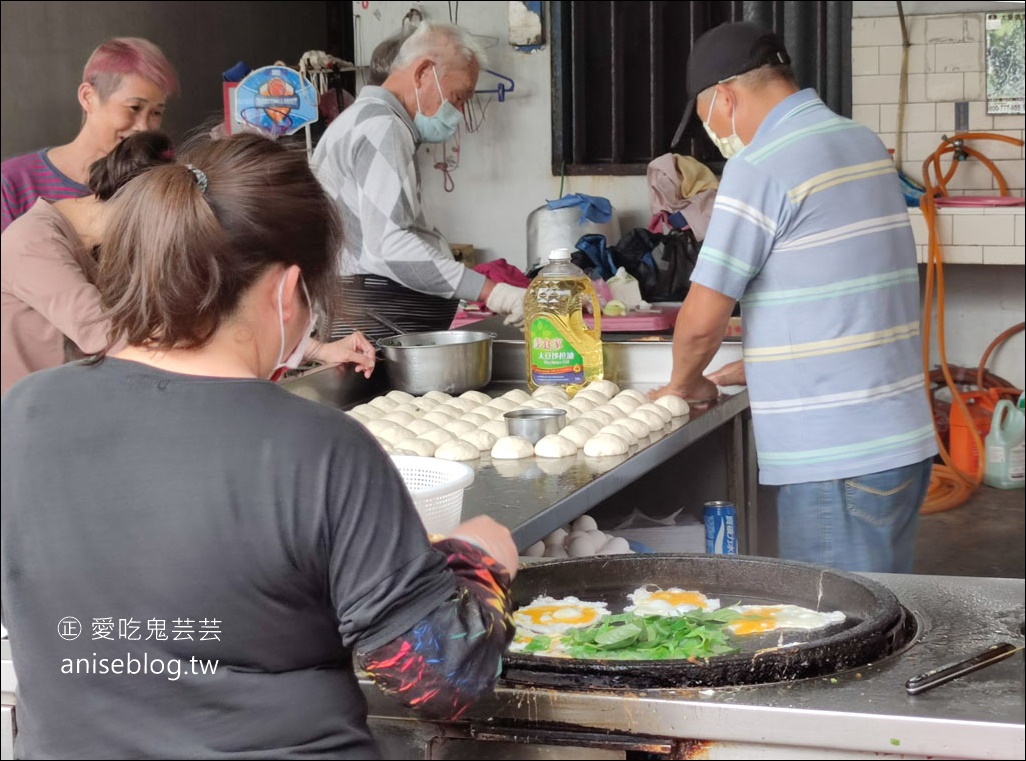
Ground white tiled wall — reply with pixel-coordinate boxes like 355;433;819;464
909;207;1026;264
851;13;1026;198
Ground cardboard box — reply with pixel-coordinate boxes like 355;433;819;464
450;243;477;267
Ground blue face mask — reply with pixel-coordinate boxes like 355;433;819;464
413;66;462;144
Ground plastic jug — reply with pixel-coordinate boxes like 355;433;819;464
983;400;1025;489
524;248;603;394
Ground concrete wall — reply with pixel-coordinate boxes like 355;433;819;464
1;1;331;156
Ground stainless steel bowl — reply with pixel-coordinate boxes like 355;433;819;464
377;330;494;395
504;408;567;443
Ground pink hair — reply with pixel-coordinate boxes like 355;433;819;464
82;37;180;100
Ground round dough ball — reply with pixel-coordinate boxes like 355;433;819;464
394;438;436;457
558;425;592;448
367;396;396;411
570;417;601;435
423;410;456;427
532;386;569;401
544;544;570;558
445;419;476;436
376;426;410;446
459;390;492;405
523;541;547;558
383;411;416;426
386;390;415;404
599;423;638;446
435;403;465;418
420;428;455;446
460;429;498;452
392;403;422;416
346;411;370;424
608;395;642;414
379;442;395;454
491;435;535;459
366;419;402;436
434;440;480;462
572;514;598;532
502;389;532;404
350;403;378;418
636;402;672;424
544;527;568;546
411;396;438;412
618;389;649;404
598;537;632;555
630;408;666;434
488;397;519;413
585;379;621;397
568;398;596;413
472;405;503;420
654;395;691;417
517;400;547;410
584;432;629;457
586;529;609;547
447;398;478;413
405;418;437;436
423;390;453;403
482;419;510;438
576;389;610;405
585;408;617;427
534;434;578;458
616;417;650;439
567;536;596;558
458;412;489;427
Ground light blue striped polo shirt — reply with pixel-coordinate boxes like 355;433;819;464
690;88;937;485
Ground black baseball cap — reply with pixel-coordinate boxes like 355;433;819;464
671;22;791;147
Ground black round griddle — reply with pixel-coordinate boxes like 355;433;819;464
503;554;916;690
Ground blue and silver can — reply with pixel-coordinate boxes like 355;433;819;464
704;501;738;555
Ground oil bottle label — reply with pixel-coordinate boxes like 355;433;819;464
529;317;585;385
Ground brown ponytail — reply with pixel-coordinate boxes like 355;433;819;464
97;133;342;350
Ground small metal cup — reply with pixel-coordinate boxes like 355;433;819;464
504;408;567;444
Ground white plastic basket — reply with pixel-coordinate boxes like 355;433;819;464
390;455;475;535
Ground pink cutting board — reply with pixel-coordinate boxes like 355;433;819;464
584;306;680;332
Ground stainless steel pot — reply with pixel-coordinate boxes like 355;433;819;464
377;330;494;395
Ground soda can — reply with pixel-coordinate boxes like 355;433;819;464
704;501;738;555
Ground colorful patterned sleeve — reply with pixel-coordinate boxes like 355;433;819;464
354;538;515;720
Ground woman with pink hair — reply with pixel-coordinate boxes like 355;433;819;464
1;37;179;231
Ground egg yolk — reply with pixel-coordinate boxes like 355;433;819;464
521;605;600;626
730;606;780;636
648;590;708;609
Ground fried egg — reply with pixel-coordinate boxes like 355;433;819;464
724;604;846;636
513;596;610;635
625;586;721;616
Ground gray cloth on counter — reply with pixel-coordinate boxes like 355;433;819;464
1;357;456;759
311;85;485;303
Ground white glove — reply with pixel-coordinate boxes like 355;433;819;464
485;283;527;327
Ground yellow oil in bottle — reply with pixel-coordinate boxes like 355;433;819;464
524;248;603;395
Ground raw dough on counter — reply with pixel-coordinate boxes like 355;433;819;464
482;419;510;438
557;425;592;448
584;407;617;426
383;411;416;426
576;389;610;405
534;434;578;458
471;405;503;420
568;398;596;413
386;390;415;404
616;417;650;439
420;428;455;446
491;435;535;459
367;396;396;411
423;390;453;403
617;389;649;404
405;419;437;436
365;419;401;436
346;411;369;424
460;429;498;452
654;395;691;417
608;395;642;414
459;412;489;427
502;389;532;404
599;423;638;446
446;398;478;413
585;380;620;397
445;419;477;436
434;440;480;462
459;390;492;405
630;408;666;434
532;386;569;401
635;402;672;424
584;432;629;457
423;410;456;427
374;425;410;446
570;417;601;435
394;438;436;457
488;397;519;413
350;403;378;418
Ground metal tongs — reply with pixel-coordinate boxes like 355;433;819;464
905;641;1023;695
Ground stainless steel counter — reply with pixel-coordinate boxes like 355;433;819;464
362;573;1025;760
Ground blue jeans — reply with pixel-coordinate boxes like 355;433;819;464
776;458;933;573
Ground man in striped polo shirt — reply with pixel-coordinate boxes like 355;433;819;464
654;23;936;573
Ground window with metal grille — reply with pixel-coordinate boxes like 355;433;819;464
551;0;852;176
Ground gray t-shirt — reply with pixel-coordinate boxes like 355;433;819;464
1;357;456;759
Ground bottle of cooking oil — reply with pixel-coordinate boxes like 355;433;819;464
524;248;603;395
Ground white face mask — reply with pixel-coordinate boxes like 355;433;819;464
271;272;317;379
413;66;463;144
703;89;746;160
